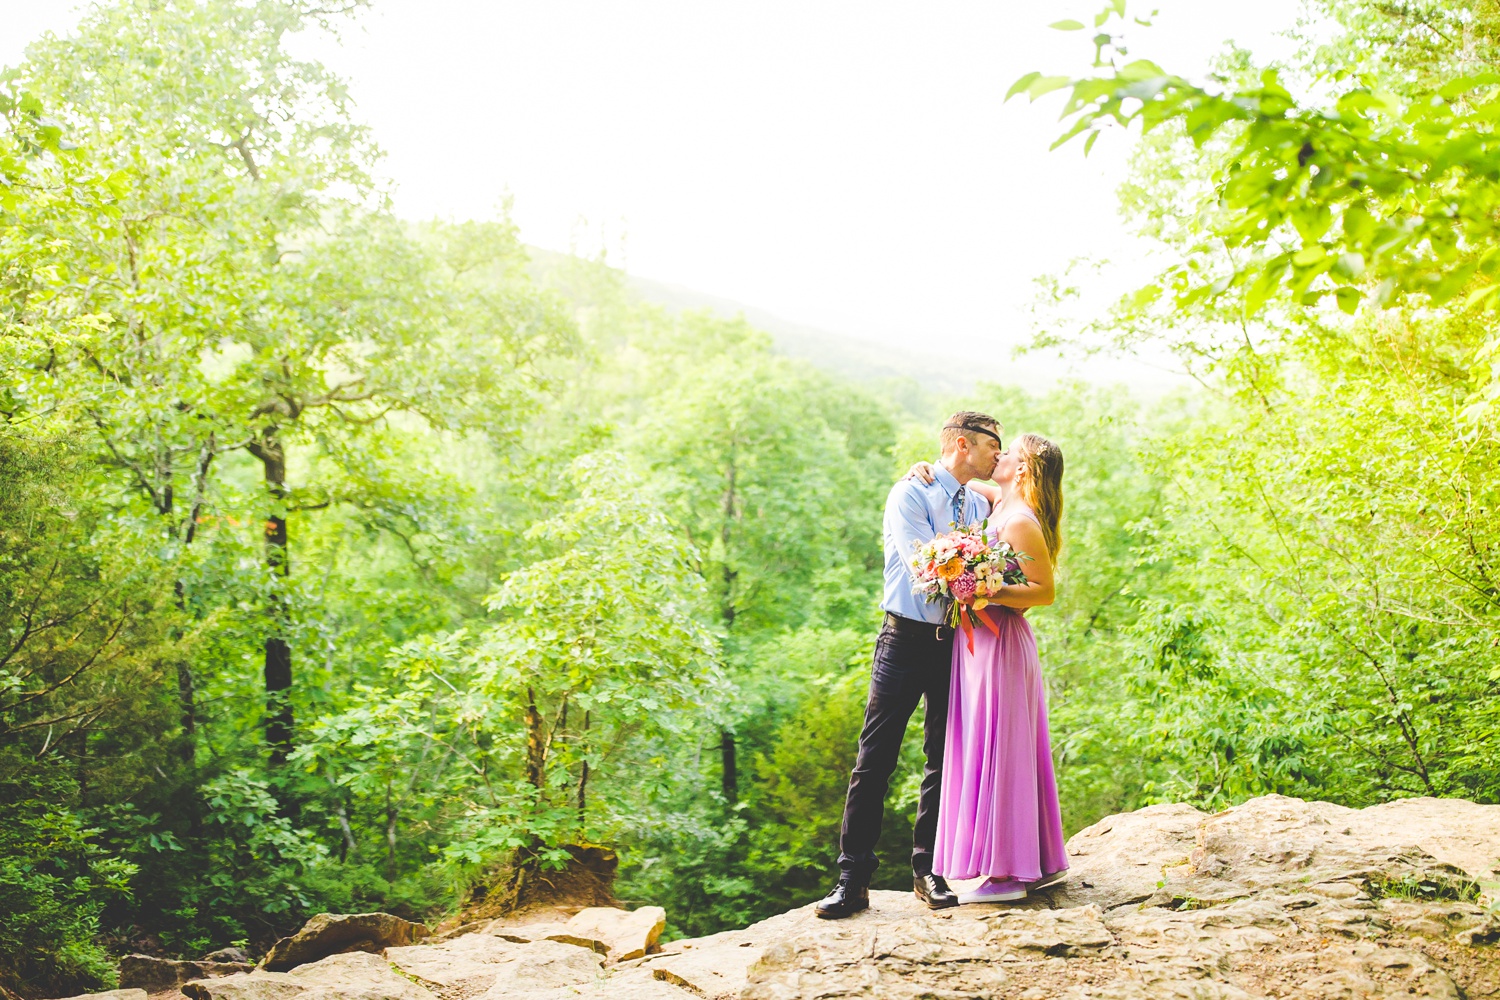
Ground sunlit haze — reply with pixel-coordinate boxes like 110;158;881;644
3;0;1307;387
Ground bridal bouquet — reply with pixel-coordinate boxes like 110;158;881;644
912;523;1030;651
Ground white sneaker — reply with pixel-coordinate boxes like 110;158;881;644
957;877;1028;903
1028;869;1069;891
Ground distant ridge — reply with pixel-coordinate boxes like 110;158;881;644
527;247;971;401
623;272;973;397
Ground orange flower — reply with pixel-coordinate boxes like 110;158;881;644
937;556;966;581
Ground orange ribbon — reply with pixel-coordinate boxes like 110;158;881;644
958;606;1002;653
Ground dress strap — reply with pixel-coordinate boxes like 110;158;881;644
992;506;1041;536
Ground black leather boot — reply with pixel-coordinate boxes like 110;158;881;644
914;872;959;909
815;875;870;919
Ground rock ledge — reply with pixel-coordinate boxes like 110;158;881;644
80;795;1496;1000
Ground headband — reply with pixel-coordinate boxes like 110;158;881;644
944;422;1001;446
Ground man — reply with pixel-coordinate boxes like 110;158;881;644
815;411;1004;919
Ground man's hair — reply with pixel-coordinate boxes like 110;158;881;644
940;411;1002;452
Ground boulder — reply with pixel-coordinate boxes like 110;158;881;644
628;927;765;999
259;913;428;972
482;921;610;955
50;992;147;1000
477;939;605;996
200;949;251;965
183;952;435;1000
118;955;253;994
561;905;667;963
385;933;523;994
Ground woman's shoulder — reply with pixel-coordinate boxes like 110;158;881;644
992;504;1041;530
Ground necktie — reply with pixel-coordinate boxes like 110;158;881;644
951;485;966;527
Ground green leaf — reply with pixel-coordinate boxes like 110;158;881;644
1331;253;1365;280
1027;75;1075;101
1119;59;1167;81
1006;72;1042;102
1463;284;1500;310
1334;286;1361;314
1050;19;1086;30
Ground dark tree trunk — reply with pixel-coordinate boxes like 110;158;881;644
251;429;294;765
524;686;545;792
577;710;590;833
718;453;739;802
172;431;215;770
172;578;197;769
720;729;738;802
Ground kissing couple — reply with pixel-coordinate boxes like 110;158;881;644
817;412;1068;917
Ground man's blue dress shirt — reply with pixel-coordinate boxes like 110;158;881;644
880;464;991;624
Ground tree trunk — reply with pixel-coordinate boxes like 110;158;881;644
171;431;215;770
720;729;738;802
719;456;738;625
577;710;590;834
719;453;739;802
385;780;398;878
524;686;546;793
172;579;197;770
336;802;358;862
251;429;294;765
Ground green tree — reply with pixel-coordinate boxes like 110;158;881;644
630;313;891;800
1010;0;1500;810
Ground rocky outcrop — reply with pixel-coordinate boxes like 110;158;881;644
549;906;666;962
117;956;253;994
183;952;435;1000
738;794;1500;1000
141;795;1496;1000
259;914;429;972
198;952;250;967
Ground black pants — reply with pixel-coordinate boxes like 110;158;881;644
837;615;953;882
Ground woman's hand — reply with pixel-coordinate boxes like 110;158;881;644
905;461;937;484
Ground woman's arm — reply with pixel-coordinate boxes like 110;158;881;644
968;480;1001;507
903;462;1001;506
990;516;1054;608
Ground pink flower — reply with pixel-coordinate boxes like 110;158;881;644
950;572;977;601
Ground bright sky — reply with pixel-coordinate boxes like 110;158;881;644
3;0;1307;385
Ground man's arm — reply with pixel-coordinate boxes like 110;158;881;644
886;482;936;586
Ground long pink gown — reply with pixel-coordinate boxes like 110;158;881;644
933;509;1068;882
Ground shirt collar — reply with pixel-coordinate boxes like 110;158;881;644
933;464;963;498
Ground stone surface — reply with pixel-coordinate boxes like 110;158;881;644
179;795;1497;1000
117;955;253;994
736;795;1500;1000
51;992;147;1000
183;952;436;1000
487;938;604;989
561;906;667;963
200;949;251;965
626;925;768;999
386;933;524;995
260;913;429;972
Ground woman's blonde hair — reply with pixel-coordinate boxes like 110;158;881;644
1014;433;1064;565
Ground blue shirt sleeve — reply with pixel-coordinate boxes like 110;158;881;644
886;482;935;586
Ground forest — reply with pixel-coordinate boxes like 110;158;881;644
2;0;1497;996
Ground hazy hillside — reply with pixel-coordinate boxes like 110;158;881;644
527;246;970;407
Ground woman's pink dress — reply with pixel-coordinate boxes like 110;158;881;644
933;508;1068;882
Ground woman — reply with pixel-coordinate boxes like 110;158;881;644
908;432;1068;903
